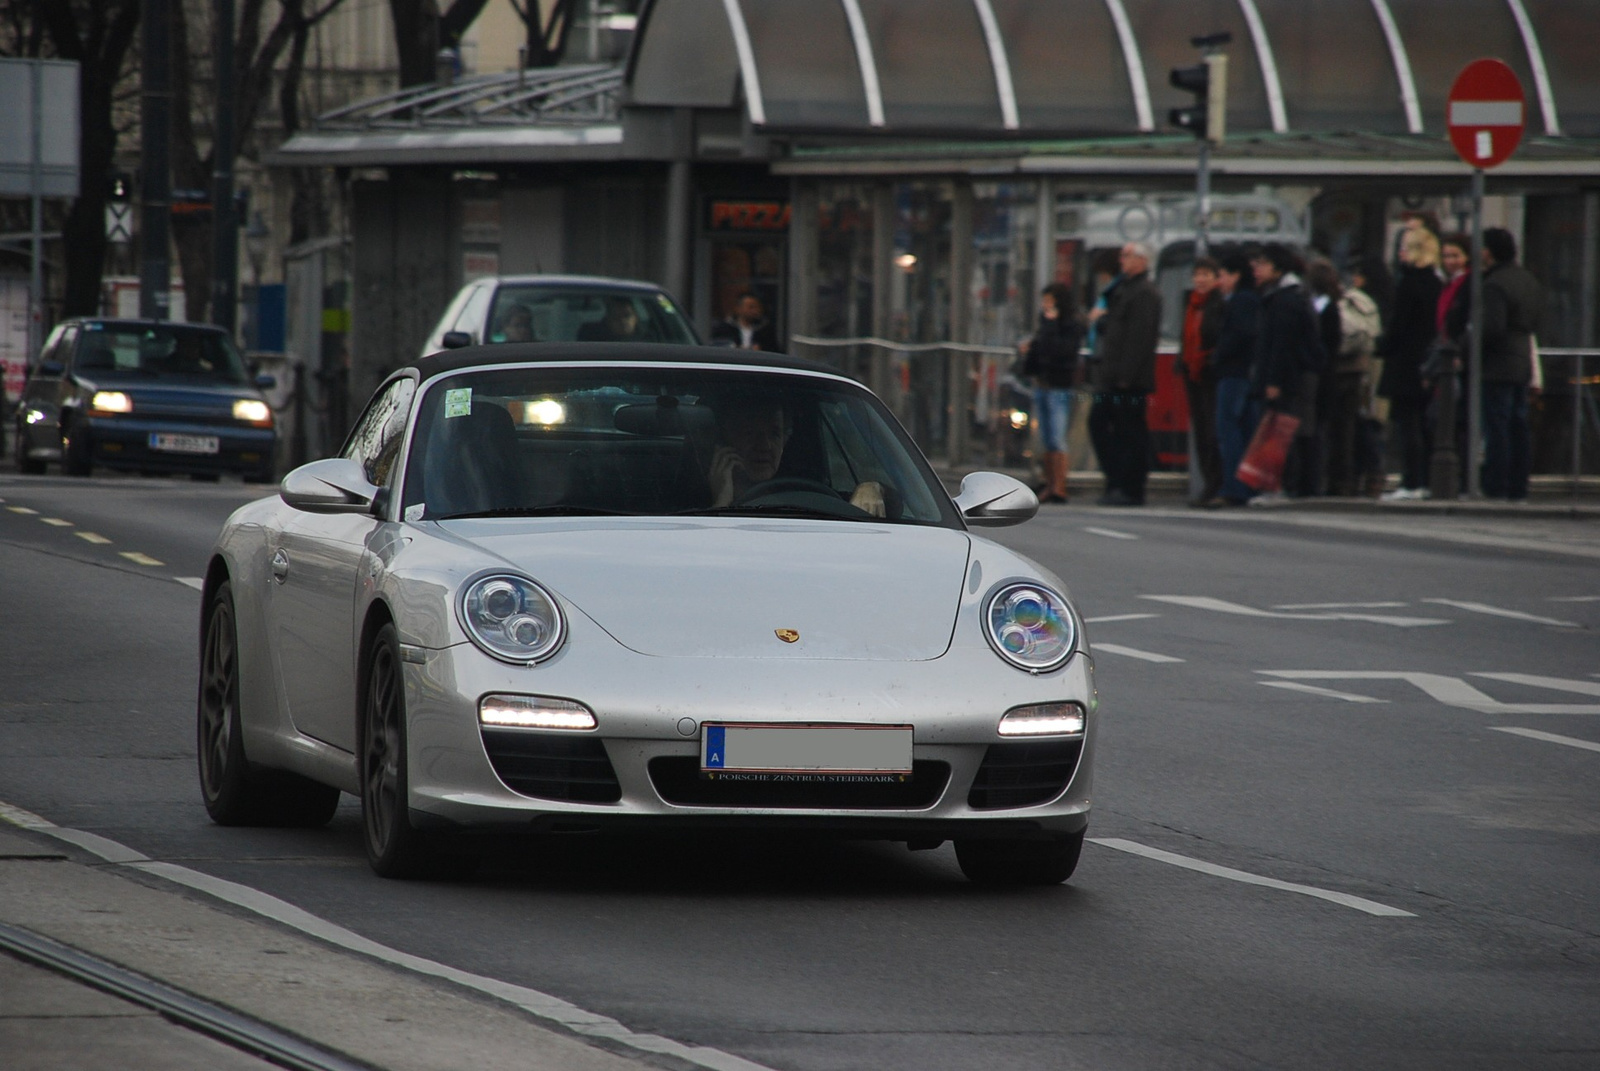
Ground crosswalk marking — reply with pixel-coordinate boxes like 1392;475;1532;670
1093;643;1184;664
1257;670;1600;715
1489;727;1600;754
1144;594;1447;628
1421;598;1578;627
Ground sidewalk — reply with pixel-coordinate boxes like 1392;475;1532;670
0;824;649;1071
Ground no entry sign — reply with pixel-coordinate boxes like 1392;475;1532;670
1447;58;1526;169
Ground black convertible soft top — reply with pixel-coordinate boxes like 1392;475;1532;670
414;342;840;383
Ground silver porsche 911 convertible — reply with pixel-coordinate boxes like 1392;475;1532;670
197;343;1097;884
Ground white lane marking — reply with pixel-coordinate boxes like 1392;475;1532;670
1083;526;1139;540
1489;726;1600;754
1083;613;1160;624
40;517;73;527
175;577;205;591
0;800;777;1071
6;505;39;515
1089;838;1415;917
75;531;112;545
1421;598;1579;627
1258;671;1600;715
1273;601;1407;610
1548;595;1600;602
119;551;164;567
1258;681;1389;703
1092;643;1184;663
1144;594;1447;628
1473;673;1600;698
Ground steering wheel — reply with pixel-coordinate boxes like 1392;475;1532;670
732;476;842;506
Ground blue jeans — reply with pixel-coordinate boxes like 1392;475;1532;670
1481;382;1530;499
1216;376;1257;502
1034;387;1073;452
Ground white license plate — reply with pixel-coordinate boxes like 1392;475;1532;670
149;433;220;455
700;723;913;775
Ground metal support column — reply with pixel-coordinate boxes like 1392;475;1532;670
1578;191;1598;493
1466;168;1486;498
664;160;692;310
28;61;42;360
787;179;819;342
212;0;238;333
947;182;974;467
870;181;895;400
1033;178;1054;297
140;0;172;321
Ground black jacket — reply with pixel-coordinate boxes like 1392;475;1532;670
1481;261;1542;384
1377;264;1442;400
1022;313;1084;389
711;318;781;353
1209;288;1260;379
1250;275;1322;402
1091;271;1162;393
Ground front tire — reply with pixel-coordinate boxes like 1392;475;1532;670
197;581;340;826
14;421;44;474
956;828;1085;886
362;622;458;878
62;417;91;476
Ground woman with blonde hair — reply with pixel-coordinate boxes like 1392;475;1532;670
1376;221;1443;499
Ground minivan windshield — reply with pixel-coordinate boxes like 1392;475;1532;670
402;367;958;527
73;324;251;385
486;286;697;346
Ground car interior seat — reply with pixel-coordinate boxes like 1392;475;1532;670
423;403;527;517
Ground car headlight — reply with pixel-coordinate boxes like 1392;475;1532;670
984;582;1076;672
459;574;565;664
233;398;272;426
92;391;132;414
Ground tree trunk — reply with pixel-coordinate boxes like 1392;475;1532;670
387;0;442;88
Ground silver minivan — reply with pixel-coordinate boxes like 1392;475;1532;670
419;275;699;360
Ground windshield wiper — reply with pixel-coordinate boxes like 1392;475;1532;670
433;505;636;520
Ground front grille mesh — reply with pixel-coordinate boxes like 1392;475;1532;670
481;730;621;803
967;739;1083;810
649;758;949;809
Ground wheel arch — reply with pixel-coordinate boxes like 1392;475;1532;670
356;599;398;737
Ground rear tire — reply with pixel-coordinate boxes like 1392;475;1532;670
361;622;464;878
956;828;1085;886
197;581;340;827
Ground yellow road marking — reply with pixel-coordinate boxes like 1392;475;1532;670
120;551;164;567
6;506;38;515
75;531;112;545
40;518;73;527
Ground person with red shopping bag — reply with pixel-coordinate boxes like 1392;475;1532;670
1241;244;1323;499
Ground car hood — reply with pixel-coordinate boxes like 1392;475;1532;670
447;519;972;660
76;377;260;414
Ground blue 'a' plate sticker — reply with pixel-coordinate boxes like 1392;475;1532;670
703;725;726;768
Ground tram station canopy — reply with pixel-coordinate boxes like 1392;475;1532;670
276;0;1600;167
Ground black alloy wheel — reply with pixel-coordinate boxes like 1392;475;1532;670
197;580;339;826
954;828;1086;886
362;622;457;878
14;420;44;474
61;416;91;476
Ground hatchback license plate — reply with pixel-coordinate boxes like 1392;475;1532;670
701;723;913;776
149;433;220;455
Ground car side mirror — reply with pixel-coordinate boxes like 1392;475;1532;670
255;373;277;391
280;457;380;515
441;330;473;349
953;471;1038;527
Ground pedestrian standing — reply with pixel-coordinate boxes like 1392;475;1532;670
1176;257;1226;506
1315;258;1375;496
1019;282;1084;503
1087;242;1163;506
1294;257;1343;497
1248;244;1323;503
1378;223;1443;500
1210;251;1261;505
1349;255;1393;496
1477;228;1542;501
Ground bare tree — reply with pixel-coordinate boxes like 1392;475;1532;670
387;0;491;87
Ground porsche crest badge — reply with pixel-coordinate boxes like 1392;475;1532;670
774;629;800;644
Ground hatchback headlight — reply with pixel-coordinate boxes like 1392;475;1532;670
233;398;272;426
92;391;132;414
984;582;1076;672
459;574;565;664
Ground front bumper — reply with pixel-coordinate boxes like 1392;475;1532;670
399;632;1098;840
87;415;276;475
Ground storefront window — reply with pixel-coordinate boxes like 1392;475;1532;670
815;184;875;339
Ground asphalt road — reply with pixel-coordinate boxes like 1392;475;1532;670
2;472;1598;1071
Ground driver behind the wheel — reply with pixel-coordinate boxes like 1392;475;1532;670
708;398;885;517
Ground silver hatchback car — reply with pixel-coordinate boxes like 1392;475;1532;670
197;343;1097;884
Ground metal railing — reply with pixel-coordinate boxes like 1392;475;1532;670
792;336;1600;493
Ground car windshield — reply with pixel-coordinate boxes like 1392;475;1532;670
401;366;958;527
74;324;251;385
486;286;697;345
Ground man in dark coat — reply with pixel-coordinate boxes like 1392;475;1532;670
1478;228;1542;500
1087;242;1162;506
711;293;782;353
1210;252;1261;504
1248;244;1326;497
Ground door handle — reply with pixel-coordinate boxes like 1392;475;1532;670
271;548;290;583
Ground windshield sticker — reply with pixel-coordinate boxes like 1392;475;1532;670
404;503;426;522
656;294;673;310
444;388;472;419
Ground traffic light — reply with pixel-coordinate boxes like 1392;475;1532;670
108;172;133;202
1169;53;1228;143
